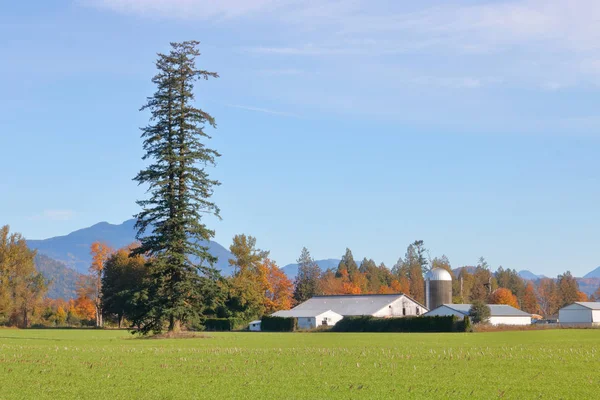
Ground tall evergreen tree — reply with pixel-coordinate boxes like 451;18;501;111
132;41;221;334
336;248;358;278
557;271;579;308
293;247;321;303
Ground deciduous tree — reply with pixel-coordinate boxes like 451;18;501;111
0;226;47;327
522;282;540;314
261;258;293;314
102;245;149;328
489;288;520;309
536;278;560;317
88;241;112;327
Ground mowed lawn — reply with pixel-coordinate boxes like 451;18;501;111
0;329;599;399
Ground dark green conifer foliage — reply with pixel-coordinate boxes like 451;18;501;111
336;248;358;278
293;247;321;303
132;41;221;334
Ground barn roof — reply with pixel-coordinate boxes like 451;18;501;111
271;309;341;318
291;294;425;316
570;302;600;310
439;304;531;317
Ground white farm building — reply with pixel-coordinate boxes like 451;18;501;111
249;320;261;331
559;302;600;326
271;309;343;330
424;304;532;326
290;294;427;318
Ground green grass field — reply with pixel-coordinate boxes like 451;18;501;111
0;329;598;399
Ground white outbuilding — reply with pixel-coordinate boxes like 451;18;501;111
290;294;427;318
249;320;261;331
271;309;343;330
424;304;532;325
559;302;600;326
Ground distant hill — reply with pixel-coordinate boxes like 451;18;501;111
34;254;81;299
281;259;341;279
576;277;600;296
584;267;600;279
27;219;235;275
518;270;543;281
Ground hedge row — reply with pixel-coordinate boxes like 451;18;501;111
331;315;471;332
261;316;297;332
204;318;236;331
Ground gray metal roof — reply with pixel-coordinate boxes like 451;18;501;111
437;304;531;317
573;302;600;310
271;309;340;318
292;294;422;316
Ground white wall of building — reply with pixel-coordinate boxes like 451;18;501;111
489;316;531;326
296;311;344;329
249;321;261;331
560;309;592;324
558;304;600;325
373;296;425;318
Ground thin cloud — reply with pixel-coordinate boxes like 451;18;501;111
29;210;77;221
81;0;285;19
225;104;298;117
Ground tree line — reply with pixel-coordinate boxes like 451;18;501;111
0;225;597;329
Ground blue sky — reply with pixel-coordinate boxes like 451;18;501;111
2;0;600;276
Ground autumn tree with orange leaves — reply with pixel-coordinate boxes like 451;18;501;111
489;288;520;309
260;258;294;314
77;241;112;327
521;282;540;314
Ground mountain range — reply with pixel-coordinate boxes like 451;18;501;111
26;220;600;298
28;219;234;275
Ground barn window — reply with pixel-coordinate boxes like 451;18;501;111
416;308;420;315
402;307;406;316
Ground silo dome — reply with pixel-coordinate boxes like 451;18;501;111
425;267;453;311
426;268;452;282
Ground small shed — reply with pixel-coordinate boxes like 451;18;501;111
559;302;600;326
424;304;532;325
249;320;261;331
271;309;343;330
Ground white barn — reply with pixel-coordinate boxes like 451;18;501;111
289;294;427;318
424;304;532;325
271;309;343;330
559;302;600;326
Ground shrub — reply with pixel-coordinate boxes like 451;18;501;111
460;316;473;332
261;316;297;332
469;301;491;324
204;318;233;331
331;315;462;333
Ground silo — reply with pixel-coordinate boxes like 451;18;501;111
425;268;452;310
